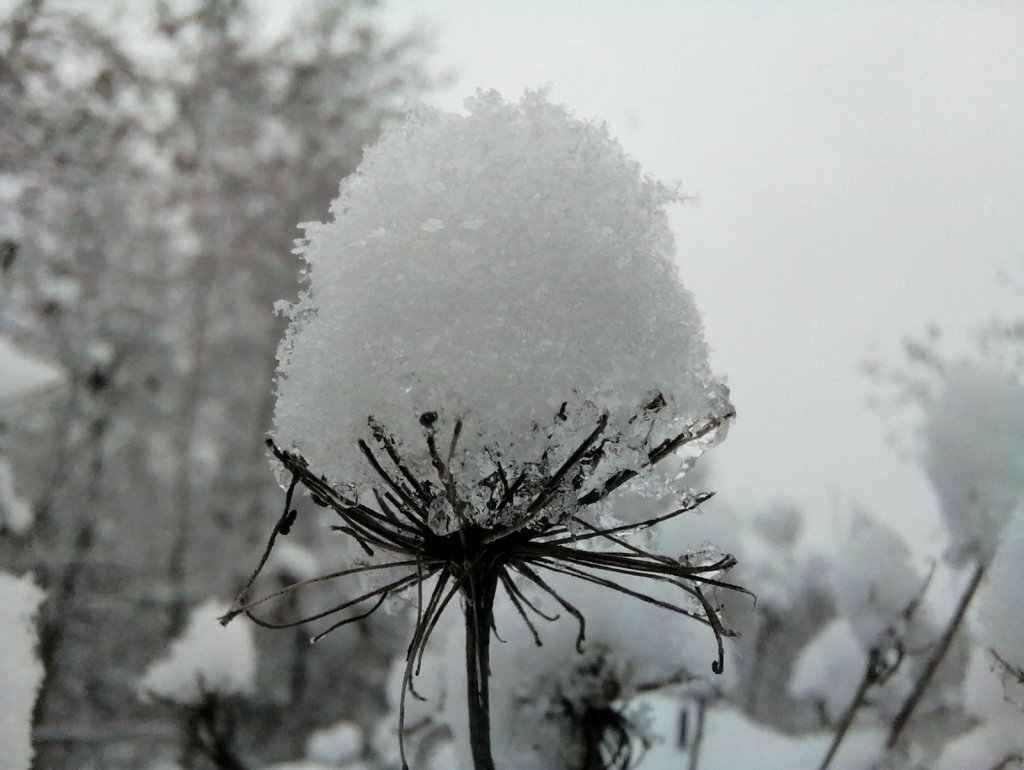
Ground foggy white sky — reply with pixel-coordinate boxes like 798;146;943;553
386;1;1024;554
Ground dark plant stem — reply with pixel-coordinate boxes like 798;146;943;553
817;655;877;770
464;567;499;770
887;562;986;749
687;698;706;770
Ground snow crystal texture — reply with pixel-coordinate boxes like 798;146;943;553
275;90;727;493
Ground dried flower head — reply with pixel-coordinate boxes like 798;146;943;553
222;399;741;769
225;91;744;769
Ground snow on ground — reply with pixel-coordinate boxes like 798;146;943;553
639;693;885;770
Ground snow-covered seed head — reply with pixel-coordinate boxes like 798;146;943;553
273;89;731;501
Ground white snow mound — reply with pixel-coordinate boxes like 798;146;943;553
274;90;730;500
138;598;256;705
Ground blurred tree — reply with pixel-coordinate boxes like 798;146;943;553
0;1;430;766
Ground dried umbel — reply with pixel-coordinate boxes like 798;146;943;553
222;398;741;769
230;90;743;769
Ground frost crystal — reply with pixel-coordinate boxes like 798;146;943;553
274;90;730;503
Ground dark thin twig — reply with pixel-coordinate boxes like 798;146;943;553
817;653;879;770
226;470;300;614
544;492;714;546
887;562;987;748
687;698;706;770
243;571;423;630
514;560;587;652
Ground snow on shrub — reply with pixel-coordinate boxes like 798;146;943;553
923;367;1024;565
0;571;46;770
138;598;256;705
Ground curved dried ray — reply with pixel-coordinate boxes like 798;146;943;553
243;571;423;630
227;470;301;617
360;438;431;526
225;558;436;620
503;570;560;622
529;541;748;595
535;555;731;674
513;560;587;652
329;524;375;556
533;557;710;626
369;417;434;507
311;591;392;642
500;571;549;647
538;545;751;603
544;492;714;547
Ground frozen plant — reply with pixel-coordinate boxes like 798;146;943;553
224;91;740;770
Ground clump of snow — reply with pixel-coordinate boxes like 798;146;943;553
932;713;1024;770
788;617;867;722
305;720;363;765
977;500;1024;708
269;540;322;582
0;457;34;533
274;89;730;511
923;367;1024;565
0;337;63;401
833;511;921;649
0;572;46;770
138;598;256;705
